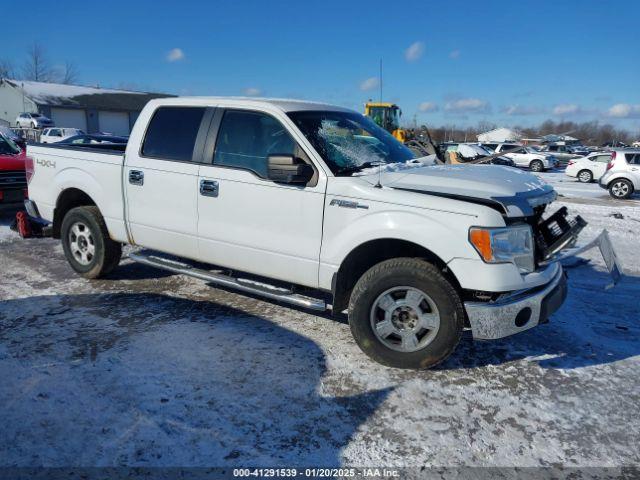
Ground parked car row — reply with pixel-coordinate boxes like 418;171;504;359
484;144;559;172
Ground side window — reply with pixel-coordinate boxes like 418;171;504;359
595;155;611;163
213;110;297;177
141;106;206;161
627;153;640;165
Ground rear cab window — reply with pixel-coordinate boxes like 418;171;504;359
141;106;206;161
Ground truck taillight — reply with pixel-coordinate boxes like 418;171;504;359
25;156;34;184
606;151;616;171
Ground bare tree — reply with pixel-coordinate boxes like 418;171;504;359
59;61;79;84
22;43;53;82
0;59;15;78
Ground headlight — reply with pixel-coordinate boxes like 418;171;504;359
469;225;534;273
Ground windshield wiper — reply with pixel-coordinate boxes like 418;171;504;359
336;161;385;176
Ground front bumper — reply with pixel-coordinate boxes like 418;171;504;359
464;227;623;341
464;266;567;340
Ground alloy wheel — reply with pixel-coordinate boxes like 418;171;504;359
68;221;95;265
611;181;630;198
369;286;441;352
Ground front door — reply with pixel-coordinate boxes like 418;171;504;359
124;105;210;259
197;109;326;288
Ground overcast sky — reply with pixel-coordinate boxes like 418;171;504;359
3;0;639;131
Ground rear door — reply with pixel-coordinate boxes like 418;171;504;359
196;108;326;287
124;105;212;259
591;154;611;179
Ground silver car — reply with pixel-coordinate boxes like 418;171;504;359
15;112;54;129
598;149;640;199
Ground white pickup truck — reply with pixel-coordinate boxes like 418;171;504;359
23;97;621;369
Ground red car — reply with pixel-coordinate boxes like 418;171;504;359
0;133;27;209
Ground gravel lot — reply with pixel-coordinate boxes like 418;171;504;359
1;172;639;471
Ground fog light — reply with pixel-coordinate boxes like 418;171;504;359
515;307;532;327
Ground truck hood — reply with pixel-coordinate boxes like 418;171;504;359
360;164;556;217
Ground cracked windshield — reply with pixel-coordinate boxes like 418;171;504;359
288;111;414;175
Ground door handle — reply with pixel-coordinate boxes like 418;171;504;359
129;170;144;186
200;179;219;197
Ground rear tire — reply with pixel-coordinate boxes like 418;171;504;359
608;179;634;199
61;206;122;279
530;160;544;172
577;170;593;183
348;258;463;369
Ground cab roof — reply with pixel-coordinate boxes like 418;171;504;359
148;96;354;114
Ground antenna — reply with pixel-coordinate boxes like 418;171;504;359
379;58;383;104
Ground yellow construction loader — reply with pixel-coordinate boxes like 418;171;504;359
364;102;407;143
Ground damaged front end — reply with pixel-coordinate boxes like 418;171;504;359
527;205;622;289
465;195;624;341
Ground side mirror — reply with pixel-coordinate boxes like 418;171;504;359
267;155;314;184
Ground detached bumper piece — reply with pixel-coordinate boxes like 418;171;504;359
465;266;567;340
544;229;623;289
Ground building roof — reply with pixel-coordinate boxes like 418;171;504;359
3;79;173;111
477;127;521;142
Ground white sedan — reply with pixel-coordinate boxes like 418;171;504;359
491;144;559;172
565;152;612;183
40;128;85;144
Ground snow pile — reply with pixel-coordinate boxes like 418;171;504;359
7;79;147;106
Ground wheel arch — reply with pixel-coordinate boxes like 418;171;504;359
331;238;462;314
607;175;635;189
52;188;98;238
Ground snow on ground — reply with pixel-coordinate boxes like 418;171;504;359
0;177;639;470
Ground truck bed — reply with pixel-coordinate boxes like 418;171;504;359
26;143;128;243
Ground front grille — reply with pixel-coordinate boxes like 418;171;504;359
534;207;586;260
0;170;27;189
517;204;586;265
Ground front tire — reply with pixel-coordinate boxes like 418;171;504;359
530;160;544;172
61;206;122;279
609;179;634;199
348;258;464;369
577;170;593;183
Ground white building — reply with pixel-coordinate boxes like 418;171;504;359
0;79;171;135
477;127;521;143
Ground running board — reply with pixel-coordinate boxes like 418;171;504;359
128;251;327;311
